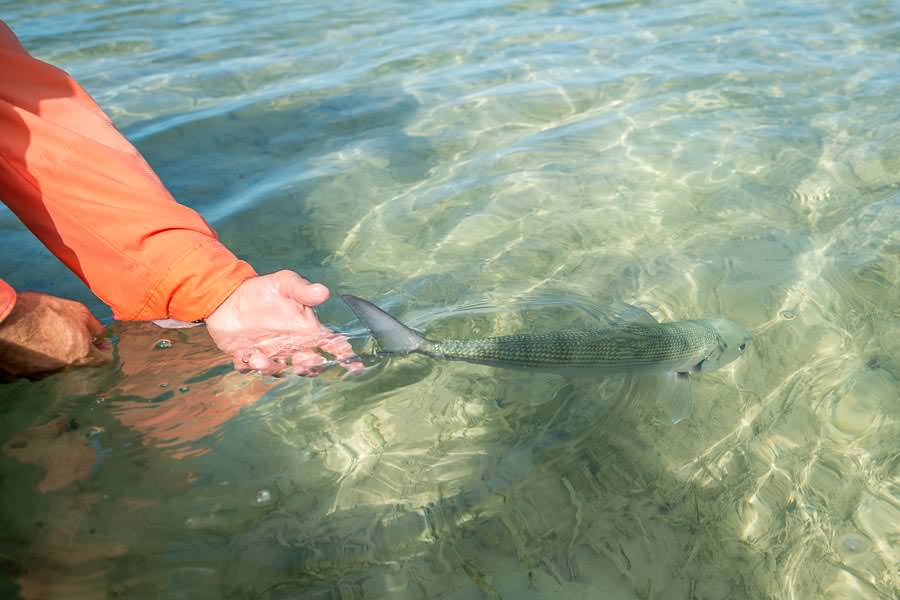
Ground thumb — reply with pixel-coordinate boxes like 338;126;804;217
83;312;111;350
84;312;107;338
277;271;329;307
74;342;112;367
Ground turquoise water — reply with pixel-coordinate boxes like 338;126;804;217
1;1;898;598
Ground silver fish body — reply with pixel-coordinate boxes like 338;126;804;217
342;295;751;375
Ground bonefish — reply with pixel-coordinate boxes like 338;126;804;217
341;295;751;376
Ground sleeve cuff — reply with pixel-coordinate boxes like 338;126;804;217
125;238;257;322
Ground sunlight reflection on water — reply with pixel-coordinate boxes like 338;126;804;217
0;0;898;598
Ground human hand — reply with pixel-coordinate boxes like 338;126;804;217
204;270;362;376
0;291;111;378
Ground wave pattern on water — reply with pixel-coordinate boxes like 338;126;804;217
0;1;898;599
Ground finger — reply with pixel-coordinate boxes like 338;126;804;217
231;348;283;375
238;347;284;375
232;350;256;373
267;355;290;376
317;334;355;357
277;271;330;307
82;312;112;350
84;312;107;339
74;342;112;367
232;354;252;373
290;349;328;377
339;357;364;374
345;358;365;374
317;335;364;374
247;348;271;371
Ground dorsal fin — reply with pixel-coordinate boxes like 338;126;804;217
606;304;658;326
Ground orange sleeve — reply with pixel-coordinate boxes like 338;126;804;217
0;21;256;321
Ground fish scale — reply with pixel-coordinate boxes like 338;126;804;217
423;322;721;372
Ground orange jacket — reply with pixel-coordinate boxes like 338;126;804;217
0;21;256;323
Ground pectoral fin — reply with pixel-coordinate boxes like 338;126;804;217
661;372;694;425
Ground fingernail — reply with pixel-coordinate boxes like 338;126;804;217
347;363;364;375
250;357;270;370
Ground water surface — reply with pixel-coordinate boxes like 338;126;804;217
0;1;898;598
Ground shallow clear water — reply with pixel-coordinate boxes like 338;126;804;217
1;1;898;598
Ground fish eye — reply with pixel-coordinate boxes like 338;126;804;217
738;343;747;353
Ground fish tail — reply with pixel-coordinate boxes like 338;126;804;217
341;295;429;355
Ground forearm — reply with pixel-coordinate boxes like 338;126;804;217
0;21;255;321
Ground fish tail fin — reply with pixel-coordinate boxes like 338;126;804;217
341;295;429;355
